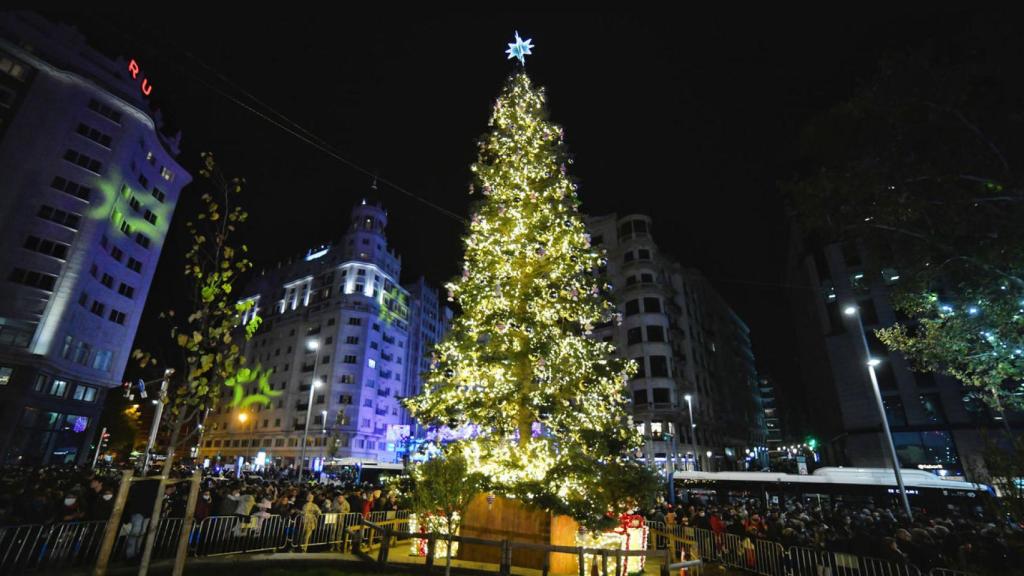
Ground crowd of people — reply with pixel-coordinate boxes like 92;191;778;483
0;465;122;526
0;464;406;558
645;498;1021;574
3;464;1022;574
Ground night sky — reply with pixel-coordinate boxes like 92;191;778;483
51;8;989;434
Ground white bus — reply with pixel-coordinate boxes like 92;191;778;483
672;467;992;514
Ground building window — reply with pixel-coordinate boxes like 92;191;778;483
37;205;81;229
75;123;113;148
345;336;359;345
8;268;57;291
50;176;92;201
646;325;665;342
72;384;97;402
625;299;640;316
128;196;141;213
63;149;103;173
87;98;122;123
649;355;669;378
919;393;947;424
92;350;113;372
108;309;126;325
119;220;131;235
23;236;69;259
135;233;150;249
110;246;124;262
101;273;113;288
144;210;157;225
151;188;166;203
637;249;651;260
0;366;12;386
48;379;68;397
623;251;635;263
347;317;362;326
343;355;357;364
893;430;959;468
632;389;647;404
339;374;354;384
118;283;135;299
882;394;907;427
160;166;174;182
651;388;670;404
61;336;73;359
90;300;105;317
127;258;142;273
627;327;642;345
642;297;661;313
138;174;148;189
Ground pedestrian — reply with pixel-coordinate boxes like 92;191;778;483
300;492;322;552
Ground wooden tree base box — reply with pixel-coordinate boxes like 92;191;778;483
459;493;580;573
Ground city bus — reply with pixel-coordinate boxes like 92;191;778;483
321;459;405;486
672;467;993;515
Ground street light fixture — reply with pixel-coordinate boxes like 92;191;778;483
298;338;321;482
845;303;913;522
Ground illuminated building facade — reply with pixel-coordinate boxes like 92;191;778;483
200;199;447;468
0;12;190;465
587;213;766;473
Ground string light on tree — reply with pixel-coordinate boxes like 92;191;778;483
405;33;657;530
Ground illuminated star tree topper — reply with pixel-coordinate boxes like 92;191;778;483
505;31;534;65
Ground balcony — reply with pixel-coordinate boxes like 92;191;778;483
632;402;677;412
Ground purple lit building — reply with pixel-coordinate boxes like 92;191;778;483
0;12;190;465
200;199;448;468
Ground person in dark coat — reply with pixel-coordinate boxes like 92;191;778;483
123;479;160;559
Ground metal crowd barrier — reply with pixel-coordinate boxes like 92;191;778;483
0;520;107;573
0;513;976;576
647;525;934;576
788;545;921;576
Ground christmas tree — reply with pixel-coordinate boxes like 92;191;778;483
406;37;657;529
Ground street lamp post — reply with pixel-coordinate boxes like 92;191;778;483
844;304;913;522
684;394;698;471
298;338;321;482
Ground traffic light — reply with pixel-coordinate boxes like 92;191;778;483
806;436;818;450
122;381;133;400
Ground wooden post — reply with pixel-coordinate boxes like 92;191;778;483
377;525;391;566
425;534;436;573
600;550;608;576
93;469;134;576
500;539;511;576
577;547;585;576
170;468;201;576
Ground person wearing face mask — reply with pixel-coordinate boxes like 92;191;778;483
60;491;85;522
91;488;115;521
195;489;212;522
217;486;241;516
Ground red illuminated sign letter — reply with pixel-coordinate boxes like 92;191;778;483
141;78;152;96
128;58;140;79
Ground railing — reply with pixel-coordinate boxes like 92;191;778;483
0;513;979;576
360;518;697;576
647;522;944;576
0;511;411;573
